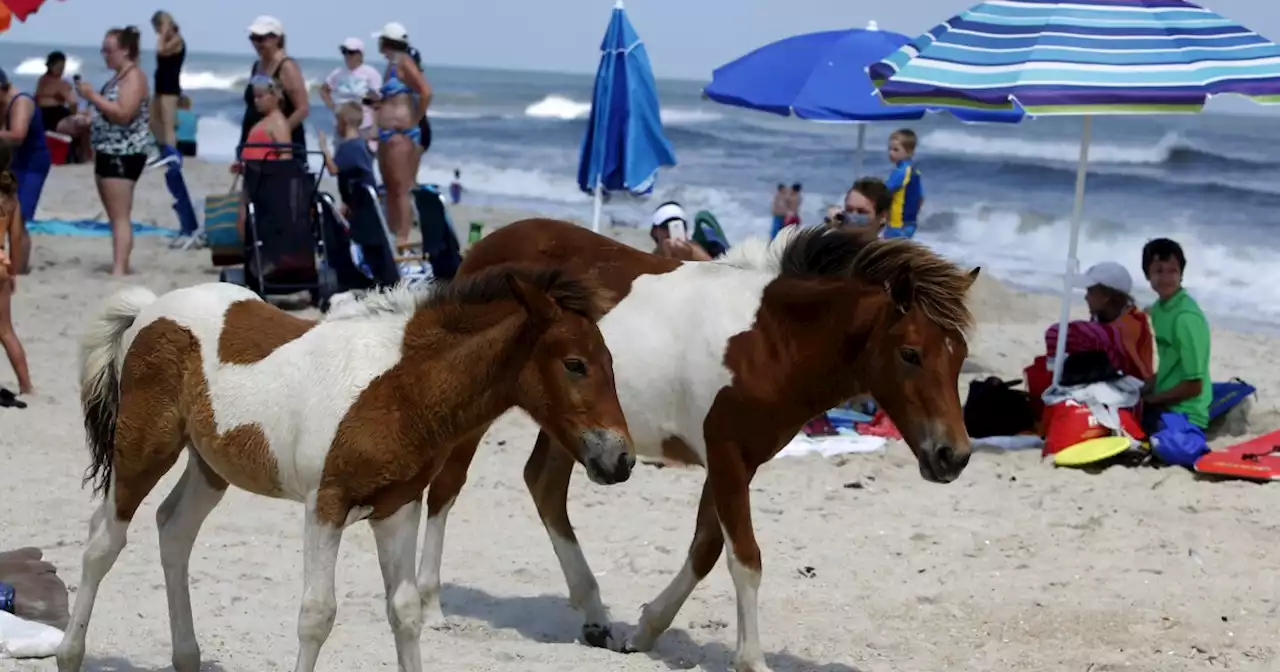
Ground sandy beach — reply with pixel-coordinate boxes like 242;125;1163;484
0;159;1277;672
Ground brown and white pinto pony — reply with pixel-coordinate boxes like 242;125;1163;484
420;219;980;672
56;267;634;672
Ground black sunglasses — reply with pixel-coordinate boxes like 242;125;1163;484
340;48;360;56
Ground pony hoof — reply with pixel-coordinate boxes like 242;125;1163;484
581;623;611;649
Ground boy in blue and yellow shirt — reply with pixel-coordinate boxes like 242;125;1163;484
884;128;923;239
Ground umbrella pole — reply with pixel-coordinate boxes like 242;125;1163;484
1051;114;1093;387
592;183;603;232
854;124;867;177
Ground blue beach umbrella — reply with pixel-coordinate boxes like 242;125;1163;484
578;0;677;232
872;0;1280;385
703;20;1023;175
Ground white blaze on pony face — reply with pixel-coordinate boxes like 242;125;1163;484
599;261;774;464
123;283;409;501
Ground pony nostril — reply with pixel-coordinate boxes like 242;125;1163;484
936;446;956;472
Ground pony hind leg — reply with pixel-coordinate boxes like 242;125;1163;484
623;478;723;653
293;493;347;672
58;398;187;670
418;423;489;628
523;432;612;648
371;499;424;672
156;449;228;672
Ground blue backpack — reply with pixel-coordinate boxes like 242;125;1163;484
1151;412;1208;467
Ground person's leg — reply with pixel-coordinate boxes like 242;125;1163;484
0;281;32;393
15;167;46;275
378;134;417;245
157;95;179;149
95;160;138;275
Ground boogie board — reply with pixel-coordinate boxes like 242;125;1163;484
1194;429;1280;481
1053;436;1135;467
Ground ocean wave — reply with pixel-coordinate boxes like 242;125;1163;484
921;128;1271;168
13;55;82;77
521;94;722;124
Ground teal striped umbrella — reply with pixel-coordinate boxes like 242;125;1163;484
871;0;1280;385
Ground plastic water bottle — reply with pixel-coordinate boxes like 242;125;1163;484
468;221;484;246
0;582;14;613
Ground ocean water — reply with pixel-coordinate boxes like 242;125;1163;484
6;42;1280;330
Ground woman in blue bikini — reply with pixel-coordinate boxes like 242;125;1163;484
369;22;433;244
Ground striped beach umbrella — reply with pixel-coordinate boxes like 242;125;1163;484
871;0;1280;385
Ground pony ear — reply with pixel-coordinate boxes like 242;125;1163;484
884;275;914;313
506;272;560;325
964;267;981;290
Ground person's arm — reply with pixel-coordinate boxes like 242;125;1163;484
319;69;338;111
277;59;310;131
1145;313;1209;406
317;132;339;175
0;96;32;143
82;69;147;124
158;32;183;56
885;165;906;192
400;56;433;119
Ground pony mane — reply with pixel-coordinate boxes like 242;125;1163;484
777;226;974;333
323;267;607;323
713;225;798;273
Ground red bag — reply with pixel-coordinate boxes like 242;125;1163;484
1042;400;1145;456
1024;355;1053;421
1042;400;1109;456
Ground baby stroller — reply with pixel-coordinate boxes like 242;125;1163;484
218;144;340;307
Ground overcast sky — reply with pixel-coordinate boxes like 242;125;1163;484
7;0;1280;80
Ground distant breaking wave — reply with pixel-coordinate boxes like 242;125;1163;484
922;128;1273;168
522;93;722;124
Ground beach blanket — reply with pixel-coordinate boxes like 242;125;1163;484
27;219;173;238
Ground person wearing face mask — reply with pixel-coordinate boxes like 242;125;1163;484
824;177;891;233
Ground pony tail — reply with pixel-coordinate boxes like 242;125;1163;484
79;286;157;496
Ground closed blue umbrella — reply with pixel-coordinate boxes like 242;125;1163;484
704;20;1023;174
872;0;1280;385
578;0;677;232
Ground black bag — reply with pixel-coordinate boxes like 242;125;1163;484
963;377;1037;438
1060;350;1123;387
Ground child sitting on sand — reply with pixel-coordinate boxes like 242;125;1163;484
0;141;32;394
884;128;924;239
318;102;376;212
174;95;197;158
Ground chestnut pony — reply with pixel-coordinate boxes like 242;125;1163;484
423;220;979;672
57;266;633;672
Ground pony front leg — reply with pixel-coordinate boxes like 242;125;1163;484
371;499;424;672
708;453;771;672
523;433;613;647
293;494;347;672
418;425;487;628
623;478;723;653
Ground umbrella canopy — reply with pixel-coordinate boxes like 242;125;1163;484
871;0;1280;386
578;0;676;231
705;21;1023;123
870;0;1280;114
0;0;60;32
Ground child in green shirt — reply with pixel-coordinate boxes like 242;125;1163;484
1141;238;1212;432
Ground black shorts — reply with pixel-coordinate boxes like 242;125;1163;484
94;152;147;181
176;140;197;157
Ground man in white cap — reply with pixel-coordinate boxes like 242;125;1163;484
320;37;382;139
1076;260;1156;381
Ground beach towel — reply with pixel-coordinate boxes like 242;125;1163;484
26;220;172;238
1045;321;1128;377
776;433;886;459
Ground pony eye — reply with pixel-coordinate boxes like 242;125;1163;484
899;348;922;367
564;358;588;377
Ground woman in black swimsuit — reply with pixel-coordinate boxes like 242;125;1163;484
150;10;185;150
